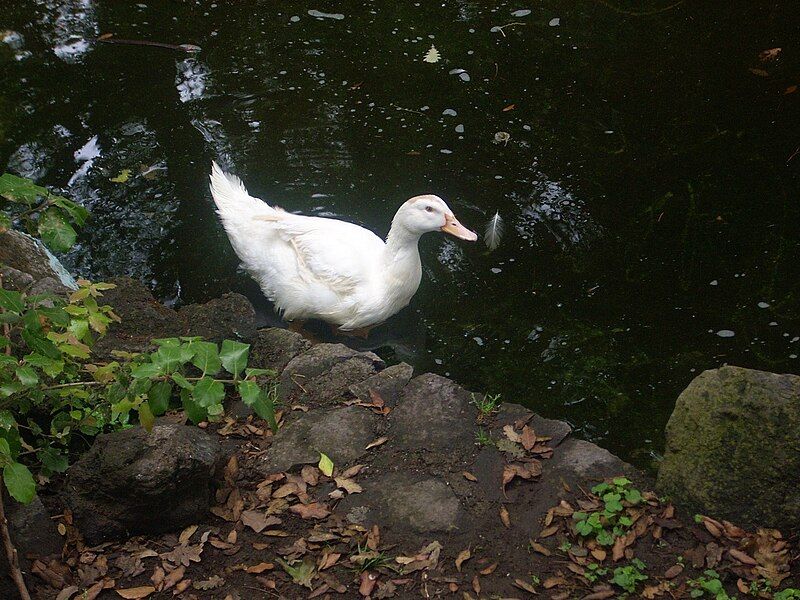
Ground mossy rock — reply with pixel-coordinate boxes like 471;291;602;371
657;366;800;529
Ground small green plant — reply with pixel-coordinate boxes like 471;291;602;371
687;569;735;599
585;562;608;583
529;574;541;587
350;544;392;572
611;558;647;593
475;427;493;446
558;540;572;553
471;392;500;418
774;590;800;600
0;172;88;252
572;477;643;546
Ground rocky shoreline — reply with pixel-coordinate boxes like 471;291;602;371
1;230;798;599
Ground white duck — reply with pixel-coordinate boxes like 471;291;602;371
209;162;477;335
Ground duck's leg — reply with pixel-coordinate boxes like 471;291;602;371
286;319;324;343
334;325;373;340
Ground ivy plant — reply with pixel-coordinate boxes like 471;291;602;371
0;172;88;252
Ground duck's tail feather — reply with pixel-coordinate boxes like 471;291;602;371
209;161;279;222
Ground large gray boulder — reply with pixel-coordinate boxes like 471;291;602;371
657;366;800;529
63;425;222;543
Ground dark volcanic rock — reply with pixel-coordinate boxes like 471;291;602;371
0;496;62;597
180;292;256;342
657;366;800;529
93;277;184;358
64;425;221;543
250;327;311;371
0;266;34;291
280;343;384;405
256;406;378;474
341;473;464;534
392;373;475;453
494;403;572;447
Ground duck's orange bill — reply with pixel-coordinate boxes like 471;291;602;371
441;213;478;241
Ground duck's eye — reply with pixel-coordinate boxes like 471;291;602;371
425;206;434;213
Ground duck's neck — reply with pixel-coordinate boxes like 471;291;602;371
382;224;423;289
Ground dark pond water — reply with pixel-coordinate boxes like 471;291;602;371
2;1;799;468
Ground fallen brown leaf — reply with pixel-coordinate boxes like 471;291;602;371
246;562;275;574
542;576;566;589
359;571;378;596
472;575;481;594
116;587;156;599
455;549;471;572
500;506;511;528
290;502;331;520
759;47;781;62
462;471;478;482
530;541;551;556
480;562;498;575
366;436;389;450
520;426;537;451
241;510;281;533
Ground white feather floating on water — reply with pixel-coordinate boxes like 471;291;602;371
484;211;504;251
422;44;441;63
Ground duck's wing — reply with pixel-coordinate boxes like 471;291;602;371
269;214;385;297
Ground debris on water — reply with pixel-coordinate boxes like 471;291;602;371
455;124;465;133
422;44;440;63
709;280;718;286
511;9;531;17
490;267;502;274
449;68;470;82
484;212;504;251
442;108;457;117
473;337;484;346
307;10;344;20
716;330;735;338
757;302;770;309
549;17;561;27
494;131;511;146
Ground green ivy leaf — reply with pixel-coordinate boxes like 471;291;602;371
171;373;193;390
147;380;172;416
15;366;38;386
51;196;88;226
237;381;277;432
190;341;221;375
37;207;77;253
219;340;249;378
0;410;16;431
138;401;155;431
152;344;194;373
192;376;225;407
245;367;277;379
3;462;36;504
130;362;163;379
181;387;206;424
0;439;10;456
23;353;64;377
38;447;68;473
0;173;47;204
0;289;24;313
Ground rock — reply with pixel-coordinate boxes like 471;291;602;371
250;328;311;371
179;292;256;342
92;277;184;358
0;495;62;595
63;425;221;543
657;366;800;529
340;473;463;533
0;266;34;291
392;373;475;453
280;344;384;405
27;276;70;297
349;362;414;406
257;406;378;474
0;230;77;289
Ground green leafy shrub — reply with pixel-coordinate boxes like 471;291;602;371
687;569;735;600
0;280;277;505
611;558;647;593
571;477;644;546
0;172;88;252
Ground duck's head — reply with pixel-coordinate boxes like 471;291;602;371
395;194;478;241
